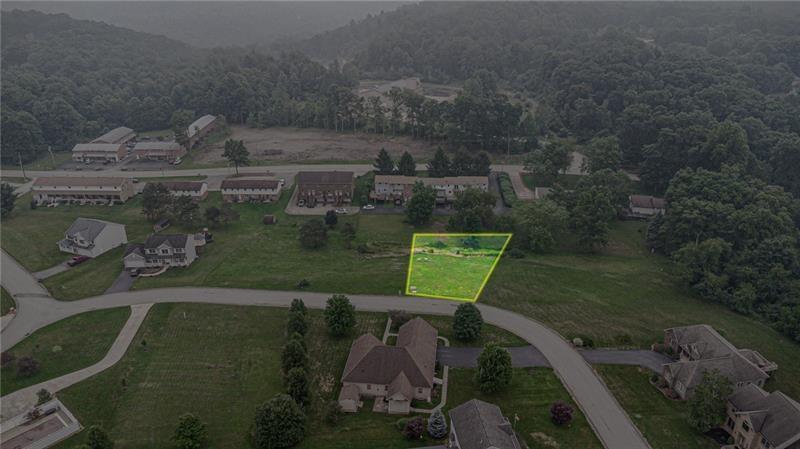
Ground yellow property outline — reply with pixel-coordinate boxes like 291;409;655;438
405;233;512;302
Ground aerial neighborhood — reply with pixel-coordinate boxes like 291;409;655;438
1;4;799;449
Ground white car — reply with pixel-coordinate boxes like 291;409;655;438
362;204;376;210
335;208;348;214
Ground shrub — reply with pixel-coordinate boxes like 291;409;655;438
394;418;409;431
325;400;342;425
475;343;513;393
285;367;309;405
402;416;425;440
427;409;447;439
287;311;307;336
453;303;483;341
30;200;37;210
506;247;525;258
287;332;306;350
652;343;666;353
173;413;207;449
25;408;41;423
86;425;114;449
16;356;40;378
299;219;328;249
550;402;574;426
325;294;356;337
1;351;15;367
389;310;412;328
296;279;310;289
36;389;52;405
290;298;307;316
281;339;308;373
253;395;305;449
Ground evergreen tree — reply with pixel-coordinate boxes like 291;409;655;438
397;151;417;176
1;183;17;217
374;148;395;174
290;298;307;316
253;395;305;449
427;147;450;177
453;303;483;341
475;343;512;393
285;367;310;405
287;311;307;336
172;413;207;449
325;294;356;336
281;339;308;373
86;426;114;449
427;409;448;439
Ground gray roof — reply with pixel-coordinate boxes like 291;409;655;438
297;171;354;185
629;194;665;209
449;399;522;449
187;115;216;138
144;234;188;249
133;141;182;151
65;218;115;241
729;384;800;448
72;143;123;153
665;354;769;392
92;127;134;144
665;324;738;360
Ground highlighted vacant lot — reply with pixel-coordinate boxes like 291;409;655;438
406;233;512;302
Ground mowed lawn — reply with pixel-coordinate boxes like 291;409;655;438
53;303;590;449
481;221;800;400
597;366;716;449
408;235;508;300
1;287;15;315
447;368;602;449
0;307;130;395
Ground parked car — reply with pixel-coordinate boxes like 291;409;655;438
362;204;376;210
129;268;140;277
67;255;90;267
335;208;348;214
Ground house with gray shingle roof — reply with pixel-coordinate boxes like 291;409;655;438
722;384;800;449
448;399;522;449
186;115;217;148
123;234;198;270
338;317;438;414
91;126;135;145
662;325;777;399
58;218;127;258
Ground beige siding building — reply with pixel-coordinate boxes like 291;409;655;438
159;181;208;201
71;143;126;162
372;175;489;204
221;179;281;203
296;171;354;206
57;218;128;258
32;177;135;204
722;384;800;449
186;115;217;148
133;141;186;162
91;126;135;145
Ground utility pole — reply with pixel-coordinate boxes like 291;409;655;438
18;152;27;180
48;146;55;168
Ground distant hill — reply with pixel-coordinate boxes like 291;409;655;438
1;1;407;48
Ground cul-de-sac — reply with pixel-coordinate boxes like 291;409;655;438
1;3;799;449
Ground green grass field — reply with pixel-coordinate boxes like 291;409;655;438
1;287;15;315
407;234;510;301
0;307;130;396
597;366;716;449
53;304;579;449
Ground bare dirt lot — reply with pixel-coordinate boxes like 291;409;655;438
195;126;437;164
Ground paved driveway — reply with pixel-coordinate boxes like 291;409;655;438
105;271;136;294
581;349;672;373
437;346;550;368
33;262;71;280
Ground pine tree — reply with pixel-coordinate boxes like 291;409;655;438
374;148;395;174
427;409;448;439
427;147;450;177
397;151;417;176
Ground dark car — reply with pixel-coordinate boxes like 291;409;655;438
67;255;91;267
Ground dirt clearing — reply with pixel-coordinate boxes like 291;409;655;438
195;126;436;164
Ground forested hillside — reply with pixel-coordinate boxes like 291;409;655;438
0;10;357;164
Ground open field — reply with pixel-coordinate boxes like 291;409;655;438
1;287;15;315
0;308;130;396
1;151;73;172
447;368;602;449
52;304;560;449
597;366;716;449
193;126;437;165
407;234;510;301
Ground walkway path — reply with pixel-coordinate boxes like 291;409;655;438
0;257;651;449
0;303;152;422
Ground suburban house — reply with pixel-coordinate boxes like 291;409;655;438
159;181;209;201
133;141;186;162
71;143;126;162
32;177;135;204
91;126;136;145
628;194;666;217
297;171;354;206
662;325;777;399
338;317;437;415
123;234;198;270
221;178;281;203
186;115;217;148
58;218;127;258
448;399;523;449
371;175;489;204
722;384;800;449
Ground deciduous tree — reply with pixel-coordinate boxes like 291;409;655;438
253;395;305;449
299;219;328;249
172;413;207;449
453;303;483;341
325;294;356;337
688;370;733;432
405;182;436;226
475;343;512;393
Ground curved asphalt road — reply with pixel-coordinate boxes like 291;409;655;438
0;251;650;449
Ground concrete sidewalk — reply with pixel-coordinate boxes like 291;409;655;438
0;304;152;422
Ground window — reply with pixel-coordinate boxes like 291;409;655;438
726;417;734;429
742;421;750;432
160;249;170;255
366;384;371;390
